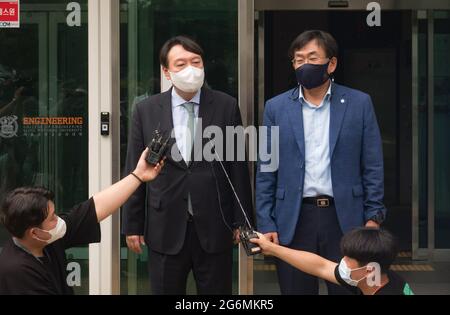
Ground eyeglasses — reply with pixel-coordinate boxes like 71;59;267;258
291;56;330;67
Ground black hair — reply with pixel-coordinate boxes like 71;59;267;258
0;187;54;238
341;227;398;273
159;35;204;68
288;30;339;60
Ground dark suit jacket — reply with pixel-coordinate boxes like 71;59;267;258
122;87;253;255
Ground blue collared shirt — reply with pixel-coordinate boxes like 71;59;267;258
299;83;334;197
172;88;201;162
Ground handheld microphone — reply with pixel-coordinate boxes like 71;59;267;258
209;139;261;256
146;129;170;165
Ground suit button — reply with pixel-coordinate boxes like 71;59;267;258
187;169;191;174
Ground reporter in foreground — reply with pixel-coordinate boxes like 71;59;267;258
0;148;163;295
251;227;414;295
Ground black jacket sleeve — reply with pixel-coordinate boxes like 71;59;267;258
61;198;101;249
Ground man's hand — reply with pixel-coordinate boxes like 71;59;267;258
125;150;163;253
365;220;380;228
264;232;279;245
126;235;145;254
133;148;165;182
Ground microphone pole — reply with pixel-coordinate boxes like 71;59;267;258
211;146;253;230
209;139;261;256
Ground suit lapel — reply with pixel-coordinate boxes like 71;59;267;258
198;87;215;131
329;83;348;158
159;88;174;132
287;88;305;158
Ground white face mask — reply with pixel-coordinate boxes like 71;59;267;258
169;65;205;93
338;258;368;287
34;216;67;244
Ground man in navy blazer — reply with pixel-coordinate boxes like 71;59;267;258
256;30;386;295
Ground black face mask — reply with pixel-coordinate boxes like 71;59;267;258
295;61;330;90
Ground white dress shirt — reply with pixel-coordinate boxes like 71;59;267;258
171;88;200;162
299;83;334;197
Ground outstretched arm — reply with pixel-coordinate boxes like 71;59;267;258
251;232;339;285
93;148;164;222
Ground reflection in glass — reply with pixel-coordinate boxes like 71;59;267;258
0;1;89;294
433;11;450;249
119;0;238;294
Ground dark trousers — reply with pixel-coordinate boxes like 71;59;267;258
148;219;232;295
276;203;350;295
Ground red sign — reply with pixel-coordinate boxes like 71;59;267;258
0;1;19;28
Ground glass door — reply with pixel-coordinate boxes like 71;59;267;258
119;0;239;295
0;11;46;255
413;10;450;261
432;10;450;254
0;1;89;293
250;1;450;295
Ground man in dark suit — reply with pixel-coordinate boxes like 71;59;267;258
256;30;387;295
122;36;252;295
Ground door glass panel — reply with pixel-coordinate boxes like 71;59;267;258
255;9;416;294
433;10;450;249
0;1;89;294
119;0;239;294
